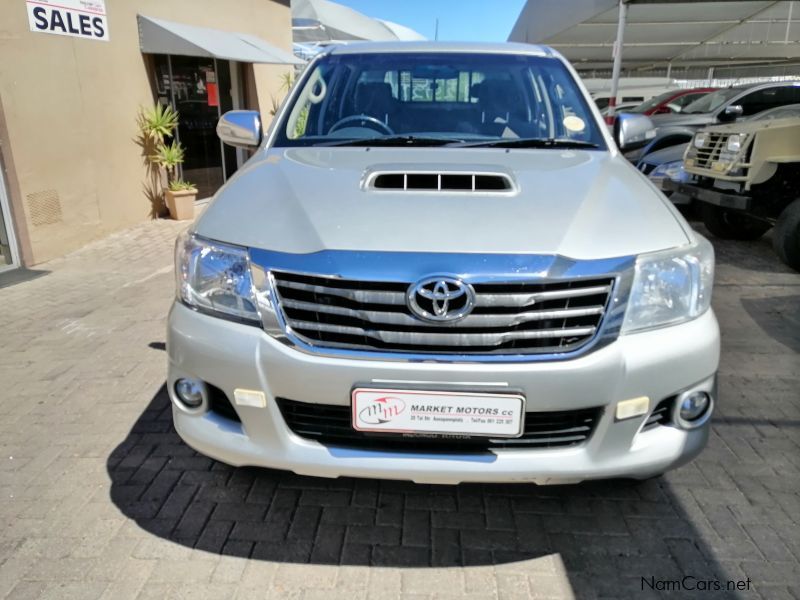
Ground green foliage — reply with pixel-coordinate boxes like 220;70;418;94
137;103;180;143
294;106;310;138
150;140;185;181
279;70;295;92
168;179;196;192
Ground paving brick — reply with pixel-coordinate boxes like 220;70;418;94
0;218;797;599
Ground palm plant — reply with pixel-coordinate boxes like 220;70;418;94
149;139;185;186
137;103;180;143
136;103;192;217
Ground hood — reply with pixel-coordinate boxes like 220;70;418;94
702;116;800;135
195;147;690;259
641;142;689;166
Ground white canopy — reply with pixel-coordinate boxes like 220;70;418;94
509;1;800;70
292;0;425;44
138;15;303;65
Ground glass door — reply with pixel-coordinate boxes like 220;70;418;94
153;55;239;199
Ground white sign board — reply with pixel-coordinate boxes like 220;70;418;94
27;0;109;42
352;388;525;438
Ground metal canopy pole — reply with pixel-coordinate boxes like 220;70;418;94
607;0;628;122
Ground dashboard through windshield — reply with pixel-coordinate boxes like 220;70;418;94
273;52;606;149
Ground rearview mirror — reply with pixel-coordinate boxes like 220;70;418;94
718;104;743;123
217;110;262;147
614;113;656;152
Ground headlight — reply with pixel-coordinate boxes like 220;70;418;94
622;236;714;334
693;133;707;148
175;231;260;323
726;134;744;152
650;160;688;182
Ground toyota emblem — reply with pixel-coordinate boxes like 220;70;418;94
407;276;475;322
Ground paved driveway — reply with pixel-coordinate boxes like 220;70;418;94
0;220;798;599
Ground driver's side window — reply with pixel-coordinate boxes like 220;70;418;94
737;87;793;116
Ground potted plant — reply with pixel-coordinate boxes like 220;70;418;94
137;104;196;219
149;139;196;220
165;179;198;221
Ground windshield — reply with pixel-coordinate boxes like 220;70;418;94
748;103;800;121
627;90;676;113
682;88;742;114
274;52;605;149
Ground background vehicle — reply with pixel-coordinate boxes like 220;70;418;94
600;101;641;126
627;87;717;116
666;104;800;270
637;143;690;195
633;81;800;162
583;77;675;109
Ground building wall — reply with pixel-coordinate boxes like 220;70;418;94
0;0;293;265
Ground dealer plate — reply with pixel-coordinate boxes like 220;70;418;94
351;388;525;438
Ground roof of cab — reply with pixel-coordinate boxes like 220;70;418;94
325;41;554;57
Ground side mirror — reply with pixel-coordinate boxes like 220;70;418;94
614;113;656;152
216;110;262;147
718;104;743;123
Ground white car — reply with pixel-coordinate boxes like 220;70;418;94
168;42;719;485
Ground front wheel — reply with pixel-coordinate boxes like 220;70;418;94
700;204;771;240
773;199;800;271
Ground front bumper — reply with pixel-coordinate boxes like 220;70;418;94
664;180;751;211
167;302;720;485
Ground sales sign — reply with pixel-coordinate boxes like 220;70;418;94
27;0;109;42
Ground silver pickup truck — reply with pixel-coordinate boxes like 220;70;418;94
168;42;719;485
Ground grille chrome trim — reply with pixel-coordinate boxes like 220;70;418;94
273;279;407;305
281;298;605;328
249;249;636;363
473;284;613;307
284;319;598;348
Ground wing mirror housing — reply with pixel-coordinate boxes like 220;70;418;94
217;110;262;147
614;113;656;152
718;104;744;123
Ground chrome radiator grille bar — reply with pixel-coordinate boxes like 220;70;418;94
270;271;615;355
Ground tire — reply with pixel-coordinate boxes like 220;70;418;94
700;204;771;240
773;199;800;271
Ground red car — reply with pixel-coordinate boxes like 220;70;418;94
628;88;718;116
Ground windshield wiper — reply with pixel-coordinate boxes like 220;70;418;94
450;138;600;149
318;135;465;147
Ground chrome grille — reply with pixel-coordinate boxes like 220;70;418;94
692;133;729;170
271;271;614;355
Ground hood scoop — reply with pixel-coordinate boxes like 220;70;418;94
367;171;516;194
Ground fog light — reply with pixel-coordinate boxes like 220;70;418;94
678;391;710;424
175;378;205;408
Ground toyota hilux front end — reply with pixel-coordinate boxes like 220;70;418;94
167;42;719;484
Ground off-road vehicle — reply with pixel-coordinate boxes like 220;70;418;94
667;104;800;270
168;42;719;485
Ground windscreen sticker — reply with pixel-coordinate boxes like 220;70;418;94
563;116;586;133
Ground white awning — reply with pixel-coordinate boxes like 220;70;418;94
291;0;424;44
137;15;303;65
509;1;800;70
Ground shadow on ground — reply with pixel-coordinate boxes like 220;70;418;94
741;294;800;353
108;384;744;598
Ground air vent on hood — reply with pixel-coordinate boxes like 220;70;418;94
369;172;515;193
